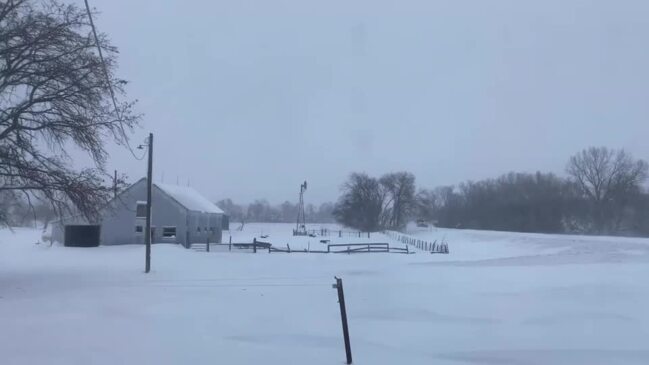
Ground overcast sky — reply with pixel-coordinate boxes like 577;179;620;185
79;0;649;204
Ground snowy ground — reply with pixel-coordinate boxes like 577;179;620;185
2;224;649;364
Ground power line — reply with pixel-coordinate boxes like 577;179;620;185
127;283;331;288
107;281;332;288
83;0;144;161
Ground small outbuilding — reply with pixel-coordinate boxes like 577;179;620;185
52;178;226;248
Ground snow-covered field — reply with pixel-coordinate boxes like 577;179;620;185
2;224;649;365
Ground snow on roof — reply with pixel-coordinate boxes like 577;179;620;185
154;182;224;214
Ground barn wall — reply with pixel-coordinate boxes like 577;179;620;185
186;212;223;245
100;179;188;246
210;213;223;243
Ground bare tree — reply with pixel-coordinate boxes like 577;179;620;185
279;200;298;223
415;187;451;224
567;147;648;233
315;202;335;223
216;198;245;223
379;172;416;229
333;173;384;231
0;0;139;223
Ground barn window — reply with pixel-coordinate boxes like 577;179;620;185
135;225;143;233
163;227;176;238
136;203;147;217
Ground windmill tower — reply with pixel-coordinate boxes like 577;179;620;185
294;181;308;236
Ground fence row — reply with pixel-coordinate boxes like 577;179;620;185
194;240;411;254
308;228;372;238
383;231;449;254
269;242;410;254
196;238;272;253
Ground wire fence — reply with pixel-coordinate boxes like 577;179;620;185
382;230;449;254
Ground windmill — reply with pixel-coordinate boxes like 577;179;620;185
293;181;308;236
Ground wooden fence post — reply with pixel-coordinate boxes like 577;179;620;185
229;236;232;251
253;238;257;253
207;236;210;252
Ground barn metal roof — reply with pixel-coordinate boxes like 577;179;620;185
154;182;224;214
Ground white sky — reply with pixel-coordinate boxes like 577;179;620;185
80;0;649;204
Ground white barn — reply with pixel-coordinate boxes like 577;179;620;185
52;178;225;247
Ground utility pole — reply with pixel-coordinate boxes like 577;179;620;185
145;133;153;273
113;170;117;198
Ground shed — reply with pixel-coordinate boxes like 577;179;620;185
52;178;226;248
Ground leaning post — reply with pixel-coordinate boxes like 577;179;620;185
333;277;353;364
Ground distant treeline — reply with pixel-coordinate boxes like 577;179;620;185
333;147;649;237
5;146;646;238
0;194;336;228
216;199;335;224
